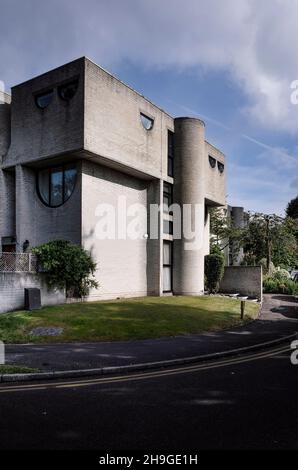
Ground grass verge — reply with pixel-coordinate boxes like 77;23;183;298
0;365;38;374
0;295;260;344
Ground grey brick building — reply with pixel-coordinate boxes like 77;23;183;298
0;57;226;300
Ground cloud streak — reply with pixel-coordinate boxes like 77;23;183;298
2;0;298;132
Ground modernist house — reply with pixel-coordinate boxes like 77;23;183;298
0;57;226;301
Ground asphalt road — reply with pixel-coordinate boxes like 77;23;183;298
0;344;297;451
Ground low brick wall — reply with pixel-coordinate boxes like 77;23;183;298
0;273;66;313
219;266;263;301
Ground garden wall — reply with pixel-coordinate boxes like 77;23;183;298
219;266;263;301
0;272;66;313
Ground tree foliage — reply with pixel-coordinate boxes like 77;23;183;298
209;207;244;262
242;212;298;270
210;204;298;270
32;240;99;297
286;195;298;219
204;246;225;293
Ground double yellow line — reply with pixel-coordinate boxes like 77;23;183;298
0;343;290;394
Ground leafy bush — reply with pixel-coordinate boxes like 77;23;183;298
263;277;298;295
271;268;291;281
205;248;225;293
32;240;99;297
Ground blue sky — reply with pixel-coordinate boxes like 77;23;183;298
0;0;297;215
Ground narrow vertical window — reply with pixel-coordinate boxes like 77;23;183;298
163;241;173;292
163;182;173;213
163;220;173;235
168;130;174;177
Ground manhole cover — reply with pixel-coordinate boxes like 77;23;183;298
30;327;64;337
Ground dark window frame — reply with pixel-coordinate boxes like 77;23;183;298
140;112;154;130
36;164;77;208
209;155;216;168
163;219;173;235
58;78;79;102
217;161;225;174
163;182;173;213
163;240;173;293
167;130;174;177
35;89;54;109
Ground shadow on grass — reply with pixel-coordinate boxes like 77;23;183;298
0;296;259;344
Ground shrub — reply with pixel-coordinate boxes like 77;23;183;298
263;277;298;295
205;248;225;294
271;268;291;281
32;240;99;297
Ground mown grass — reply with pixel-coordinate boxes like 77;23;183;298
0;296;260;344
0;365;38;374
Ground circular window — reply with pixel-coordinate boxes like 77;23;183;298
37;164;77;207
35;90;54;109
58;79;79;101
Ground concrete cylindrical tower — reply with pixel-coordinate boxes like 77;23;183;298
173;117;206;295
0;92;11;159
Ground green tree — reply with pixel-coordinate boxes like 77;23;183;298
286;195;298;219
204;246;225;293
209;207;244;261
242;212;298;270
32;240;99;297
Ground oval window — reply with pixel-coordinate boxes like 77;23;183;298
217;161;225;174
58;79;79;101
35;90;54;109
37;164;77;207
209;155;216;168
140;112;154;130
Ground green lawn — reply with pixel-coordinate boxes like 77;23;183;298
0;365;37;374
0;296;260;344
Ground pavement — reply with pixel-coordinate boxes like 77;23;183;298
4;293;298;378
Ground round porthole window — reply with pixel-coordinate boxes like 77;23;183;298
37;164;77;207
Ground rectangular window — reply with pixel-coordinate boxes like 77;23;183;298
163;182;173;212
163;220;173;235
163;241;173;292
168;131;174;177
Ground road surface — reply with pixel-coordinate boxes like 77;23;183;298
0;343;296;450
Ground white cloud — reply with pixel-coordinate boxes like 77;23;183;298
1;0;298;133
85;0;298;134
